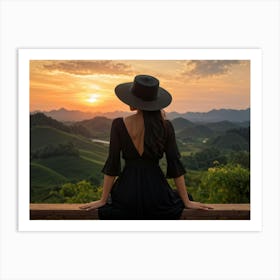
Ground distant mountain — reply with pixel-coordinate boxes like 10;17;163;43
39;108;95;122
166;111;182;120
171;117;249;139
31;107;250;123
174;108;250;123
31;108;133;122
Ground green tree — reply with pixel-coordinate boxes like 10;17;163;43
49;180;102;203
31;141;79;159
182;148;227;170
229;151;250;169
196;164;250;203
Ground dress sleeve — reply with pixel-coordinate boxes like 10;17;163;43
165;120;186;178
101;118;121;176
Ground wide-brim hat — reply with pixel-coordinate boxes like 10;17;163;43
114;75;172;111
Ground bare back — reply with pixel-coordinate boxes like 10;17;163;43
123;113;145;157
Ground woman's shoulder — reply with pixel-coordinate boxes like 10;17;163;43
112;117;123;125
164;119;173;129
164;119;175;136
110;118;124;132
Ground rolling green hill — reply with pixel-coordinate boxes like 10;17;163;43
171;117;194;132
30;126;108;154
76;116;112;140
32;155;102;182
177;125;214;141
206;121;239;132
210;132;249;151
30;162;68;202
30;120;109;202
31;162;68;186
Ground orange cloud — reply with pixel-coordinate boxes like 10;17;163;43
42;60;134;76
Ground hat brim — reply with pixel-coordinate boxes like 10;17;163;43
115;82;172;111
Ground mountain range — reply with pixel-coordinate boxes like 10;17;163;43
31;107;250;123
167;108;250;123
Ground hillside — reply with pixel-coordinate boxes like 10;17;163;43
171;117;194;132
31;113;72;133
31;112;92;138
177;124;214;141
30;126;104;151
30;117;110;202
205;120;238;132
209;127;250;151
75;116;112;140
171;118;249;144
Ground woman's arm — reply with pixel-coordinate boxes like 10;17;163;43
80;119;121;210
174;175;213;210
79;175;116;210
100;175;116;202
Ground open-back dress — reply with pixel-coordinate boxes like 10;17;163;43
98;117;186;220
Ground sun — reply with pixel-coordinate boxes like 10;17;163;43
87;94;99;103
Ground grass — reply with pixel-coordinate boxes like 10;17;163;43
30;126;108;153
33;155;103;182
30;126;109;202
30;162;68;187
30;162;68;202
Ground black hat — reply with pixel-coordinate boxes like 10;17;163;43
114;75;172;111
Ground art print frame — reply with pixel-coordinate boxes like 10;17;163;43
18;48;262;232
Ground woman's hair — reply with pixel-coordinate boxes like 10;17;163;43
143;110;167;158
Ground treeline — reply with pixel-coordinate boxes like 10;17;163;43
47;180;103;203
31;142;79;159
181;148;250;170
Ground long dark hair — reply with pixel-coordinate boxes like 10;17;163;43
143;110;167;158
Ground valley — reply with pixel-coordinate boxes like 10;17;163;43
30;109;250;203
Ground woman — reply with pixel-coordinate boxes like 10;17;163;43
80;75;212;219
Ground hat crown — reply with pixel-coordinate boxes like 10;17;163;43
131;75;159;101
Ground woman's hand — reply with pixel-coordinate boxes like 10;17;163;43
184;201;213;210
79;200;106;211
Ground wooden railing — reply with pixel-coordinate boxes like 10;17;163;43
30;204;250;220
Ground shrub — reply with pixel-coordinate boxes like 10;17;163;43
197;164;250;203
48;180;102;203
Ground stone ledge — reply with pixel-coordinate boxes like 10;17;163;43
30;203;250;220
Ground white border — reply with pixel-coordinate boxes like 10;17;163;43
18;48;262;232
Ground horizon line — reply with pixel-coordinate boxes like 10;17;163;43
30;106;251;114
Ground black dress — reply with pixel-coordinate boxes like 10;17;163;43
98;117;186;220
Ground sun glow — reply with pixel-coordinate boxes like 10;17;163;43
87;94;99;103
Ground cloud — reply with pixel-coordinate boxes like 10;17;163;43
182;60;242;78
43;60;134;76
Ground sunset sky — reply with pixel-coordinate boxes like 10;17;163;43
30;60;250;113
